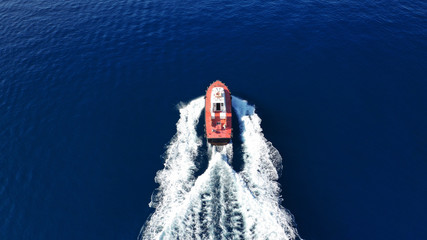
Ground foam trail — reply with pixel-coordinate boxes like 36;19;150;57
232;96;300;239
140;96;301;240
140;97;205;239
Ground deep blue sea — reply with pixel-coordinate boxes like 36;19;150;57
1;0;426;239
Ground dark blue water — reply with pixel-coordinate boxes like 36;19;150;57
1;0;426;239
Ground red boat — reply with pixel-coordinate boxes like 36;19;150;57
205;80;232;145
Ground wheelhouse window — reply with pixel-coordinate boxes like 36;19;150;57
213;102;225;112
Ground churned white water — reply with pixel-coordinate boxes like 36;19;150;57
139;97;300;240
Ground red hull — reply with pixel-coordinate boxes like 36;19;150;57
205;80;232;145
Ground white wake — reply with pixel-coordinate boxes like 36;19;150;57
139;96;300;240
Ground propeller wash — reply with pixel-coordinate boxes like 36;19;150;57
139;96;301;240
